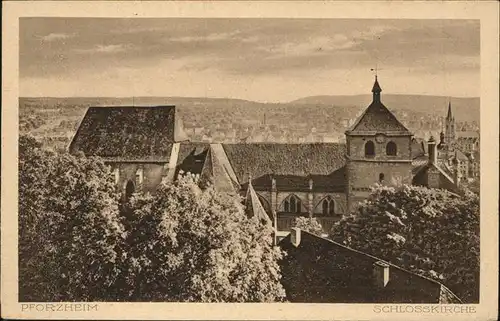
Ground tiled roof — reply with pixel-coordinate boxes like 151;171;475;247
69;106;176;161
247;167;346;193
222;143;347;186
411;155;429;175
347;100;412;135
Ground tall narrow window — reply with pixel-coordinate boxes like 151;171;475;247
284;199;290;212
386;141;397;156
321;198;335;215
379;173;385;183
113;167;120;185
290;196;297;213
322;199;329;215
365;140;375;157
136;168;144;185
283;195;301;213
125;180;135;201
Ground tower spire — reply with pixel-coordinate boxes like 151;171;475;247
446;100;452;120
371;75;382;102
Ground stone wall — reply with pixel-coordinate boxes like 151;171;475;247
348;135;412;161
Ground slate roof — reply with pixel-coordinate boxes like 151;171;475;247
222;143;347;190
69;106;177;161
279;229;462;303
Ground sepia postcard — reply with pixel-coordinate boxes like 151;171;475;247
1;1;499;320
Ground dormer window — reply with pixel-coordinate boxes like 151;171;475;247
365;140;375;157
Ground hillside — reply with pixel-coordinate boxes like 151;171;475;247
291;94;480;123
19;94;480;151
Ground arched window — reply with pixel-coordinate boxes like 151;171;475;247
379;173;385;183
365;140;375;157
322;198;335;216
386;141;397;156
125;180;135;201
283;195;301;213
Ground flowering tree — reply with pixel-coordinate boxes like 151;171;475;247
292;217;324;236
330;184;479;303
19;135;126;301
123;173;286;302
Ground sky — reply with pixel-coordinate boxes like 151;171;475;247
20;18;480;102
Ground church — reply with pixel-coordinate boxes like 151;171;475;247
435;102;480;181
69;77;464;235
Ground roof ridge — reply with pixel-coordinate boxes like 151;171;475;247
297;230;462;301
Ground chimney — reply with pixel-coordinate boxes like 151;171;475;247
427;136;437;165
290;227;301;247
373;261;390;288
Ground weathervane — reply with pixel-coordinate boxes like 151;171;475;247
370;64;382;77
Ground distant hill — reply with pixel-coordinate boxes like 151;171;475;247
20;94;480;122
290;94;480;122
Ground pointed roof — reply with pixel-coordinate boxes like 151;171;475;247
372;75;382;93
347;78;411;135
200;144;240;193
245;182;272;225
446;101;453;120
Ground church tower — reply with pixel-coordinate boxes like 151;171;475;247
345;76;413;212
444;101;456;146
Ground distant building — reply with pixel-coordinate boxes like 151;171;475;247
69;77;466;236
436;102;480;180
279;228;462;303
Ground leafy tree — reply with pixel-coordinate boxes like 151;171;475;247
330;184;479;303
18;135;126;301
123;173;286;302
292;216;324;236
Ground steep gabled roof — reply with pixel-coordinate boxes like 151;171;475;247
245;182;272;225
199;144;240;193
69;106;177;161
222;143;346;185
